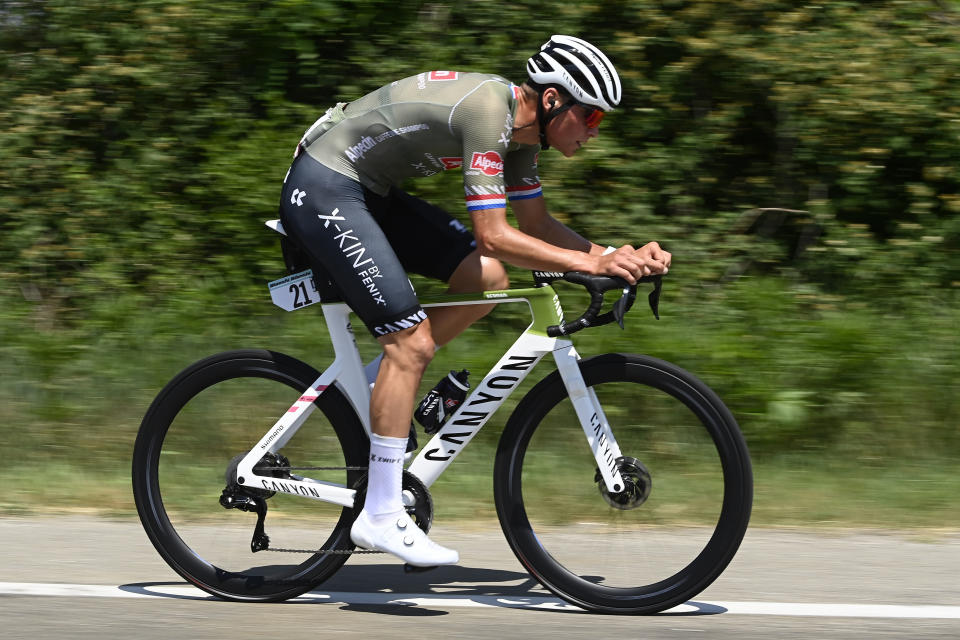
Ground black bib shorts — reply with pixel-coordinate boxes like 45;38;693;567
278;153;476;338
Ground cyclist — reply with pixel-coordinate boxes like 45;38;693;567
278;35;671;567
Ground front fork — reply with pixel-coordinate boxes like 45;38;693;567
551;343;627;494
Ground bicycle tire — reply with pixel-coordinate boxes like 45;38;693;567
494;353;752;614
132;349;368;602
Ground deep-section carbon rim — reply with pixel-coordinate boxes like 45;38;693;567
132;350;368;601
494;353;752;614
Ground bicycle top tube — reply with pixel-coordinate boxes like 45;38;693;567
418;283;563;338
399;272;661;337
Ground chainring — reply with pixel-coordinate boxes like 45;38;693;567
351;470;434;533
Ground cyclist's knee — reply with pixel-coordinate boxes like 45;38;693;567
481;256;510;291
379;321;435;373
449;250;509;293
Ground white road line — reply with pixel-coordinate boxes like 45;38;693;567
2;582;959;619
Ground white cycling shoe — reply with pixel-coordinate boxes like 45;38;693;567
350;510;459;567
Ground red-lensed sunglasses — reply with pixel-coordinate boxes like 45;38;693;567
582;105;605;129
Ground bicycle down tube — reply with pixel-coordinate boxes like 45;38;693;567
237;282;627;508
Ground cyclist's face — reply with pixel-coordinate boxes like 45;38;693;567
548;102;602;158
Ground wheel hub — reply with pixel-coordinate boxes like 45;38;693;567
596;456;652;510
224;451;291;499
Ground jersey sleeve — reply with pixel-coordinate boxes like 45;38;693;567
503;145;542;203
450;81;516;213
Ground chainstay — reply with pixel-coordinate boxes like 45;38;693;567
258;466;368;472
256;465;389;553
258;464;374;553
265;547;383;554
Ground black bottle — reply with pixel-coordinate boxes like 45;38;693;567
414;369;470;434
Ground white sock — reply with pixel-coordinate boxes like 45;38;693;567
363;433;406;520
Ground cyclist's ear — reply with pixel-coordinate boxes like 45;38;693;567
542;87;559;111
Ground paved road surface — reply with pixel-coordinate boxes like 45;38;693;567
1;517;958;639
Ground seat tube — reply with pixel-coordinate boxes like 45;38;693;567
552;342;626;493
321;303;372;433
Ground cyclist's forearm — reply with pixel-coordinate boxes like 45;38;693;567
519;209;595;254
475;221;595;272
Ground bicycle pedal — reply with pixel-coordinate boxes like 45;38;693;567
403;563;437;574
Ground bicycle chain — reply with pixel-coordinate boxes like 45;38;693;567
257;464;382;554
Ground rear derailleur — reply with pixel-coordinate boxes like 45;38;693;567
219;452;290;552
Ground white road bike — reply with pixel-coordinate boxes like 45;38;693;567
132;221;752;615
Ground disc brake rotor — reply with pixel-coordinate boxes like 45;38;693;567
224;452;292;499
596;456;652;510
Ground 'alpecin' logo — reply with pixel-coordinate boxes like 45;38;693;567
470;151;504;177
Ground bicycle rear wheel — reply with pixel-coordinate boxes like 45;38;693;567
132;349;368;602
494;353;752;614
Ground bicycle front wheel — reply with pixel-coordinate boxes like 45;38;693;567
132;349;368;602
494;353;752;614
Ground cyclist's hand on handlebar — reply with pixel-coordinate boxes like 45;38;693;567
595;242;670;284
635;241;671;275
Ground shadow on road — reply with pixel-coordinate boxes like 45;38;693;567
324;562;539;595
119;564;727;617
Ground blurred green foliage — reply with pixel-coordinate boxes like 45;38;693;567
0;1;958;519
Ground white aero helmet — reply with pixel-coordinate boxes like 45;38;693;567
526;35;622;111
